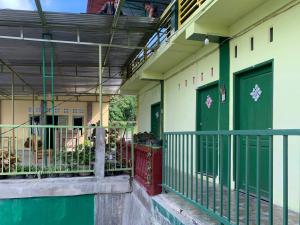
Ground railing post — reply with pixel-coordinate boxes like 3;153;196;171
131;126;134;178
95;128;105;178
171;0;178;32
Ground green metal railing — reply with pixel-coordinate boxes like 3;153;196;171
0;125;96;177
105;126;134;177
163;130;300;225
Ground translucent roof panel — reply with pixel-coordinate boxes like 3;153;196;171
40;0;88;14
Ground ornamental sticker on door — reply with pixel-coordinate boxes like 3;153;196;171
250;84;262;102
205;95;213;109
155;112;159;119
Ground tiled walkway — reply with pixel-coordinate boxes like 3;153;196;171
163;179;299;225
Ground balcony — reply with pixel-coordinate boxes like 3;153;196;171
121;0;270;93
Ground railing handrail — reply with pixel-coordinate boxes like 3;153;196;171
159;0;177;25
164;129;300;136
0;124;134;129
163;129;299;224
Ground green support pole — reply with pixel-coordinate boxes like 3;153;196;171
42;40;47;166
51;46;55;125
42;33;55;166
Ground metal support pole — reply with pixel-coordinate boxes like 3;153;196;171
42;41;47;119
11;76;14;126
99;45;103;127
11;72;15;125
32;91;35;119
51;46;55;125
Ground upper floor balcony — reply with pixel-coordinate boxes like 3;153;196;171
121;0;270;94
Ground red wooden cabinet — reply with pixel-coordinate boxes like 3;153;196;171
116;141;162;196
133;144;162;196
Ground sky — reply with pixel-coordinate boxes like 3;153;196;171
0;0;88;13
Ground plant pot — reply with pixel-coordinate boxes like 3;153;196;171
41;174;49;179
59;173;73;178
78;165;92;177
26;174;37;179
78;172;92;177
8;175;26;179
48;173;59;178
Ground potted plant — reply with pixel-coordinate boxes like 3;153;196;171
9;165;26;179
77;143;94;177
58;165;74;178
25;165;39;179
47;166;59;178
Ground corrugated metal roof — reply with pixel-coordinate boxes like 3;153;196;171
0;9;159;96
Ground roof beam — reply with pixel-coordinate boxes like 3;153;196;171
0;22;156;33
34;0;48;32
103;0;126;67
0;59;34;92
0;34;150;50
6;63;124;68
3;73;123;79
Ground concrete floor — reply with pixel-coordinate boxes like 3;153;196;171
163;179;299;225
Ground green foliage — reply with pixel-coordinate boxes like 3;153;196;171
109;95;137;124
60;141;95;166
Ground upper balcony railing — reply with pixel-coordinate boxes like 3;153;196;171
126;0;208;79
127;0;178;78
178;0;206;26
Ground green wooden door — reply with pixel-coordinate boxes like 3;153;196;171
196;83;219;175
235;63;273;196
151;102;161;139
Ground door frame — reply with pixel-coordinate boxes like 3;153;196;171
195;81;219;176
233;59;274;130
233;59;274;193
196;81;219;131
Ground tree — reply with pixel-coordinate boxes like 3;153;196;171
109;95;137;125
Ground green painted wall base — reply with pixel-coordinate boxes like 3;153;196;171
153;200;185;225
0;195;94;225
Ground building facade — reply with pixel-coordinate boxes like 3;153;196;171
122;0;300;213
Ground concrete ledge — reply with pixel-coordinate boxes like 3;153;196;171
0;175;131;199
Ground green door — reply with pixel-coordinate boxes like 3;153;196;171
151;102;161;139
235;62;273;196
196;83;219;175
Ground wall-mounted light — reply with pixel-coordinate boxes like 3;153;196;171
204;36;210;45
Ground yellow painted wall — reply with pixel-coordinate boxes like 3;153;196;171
229;0;300;211
137;82;161;133
0;99;108;147
91;102;109;127
0;99;108;127
164;44;219;131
